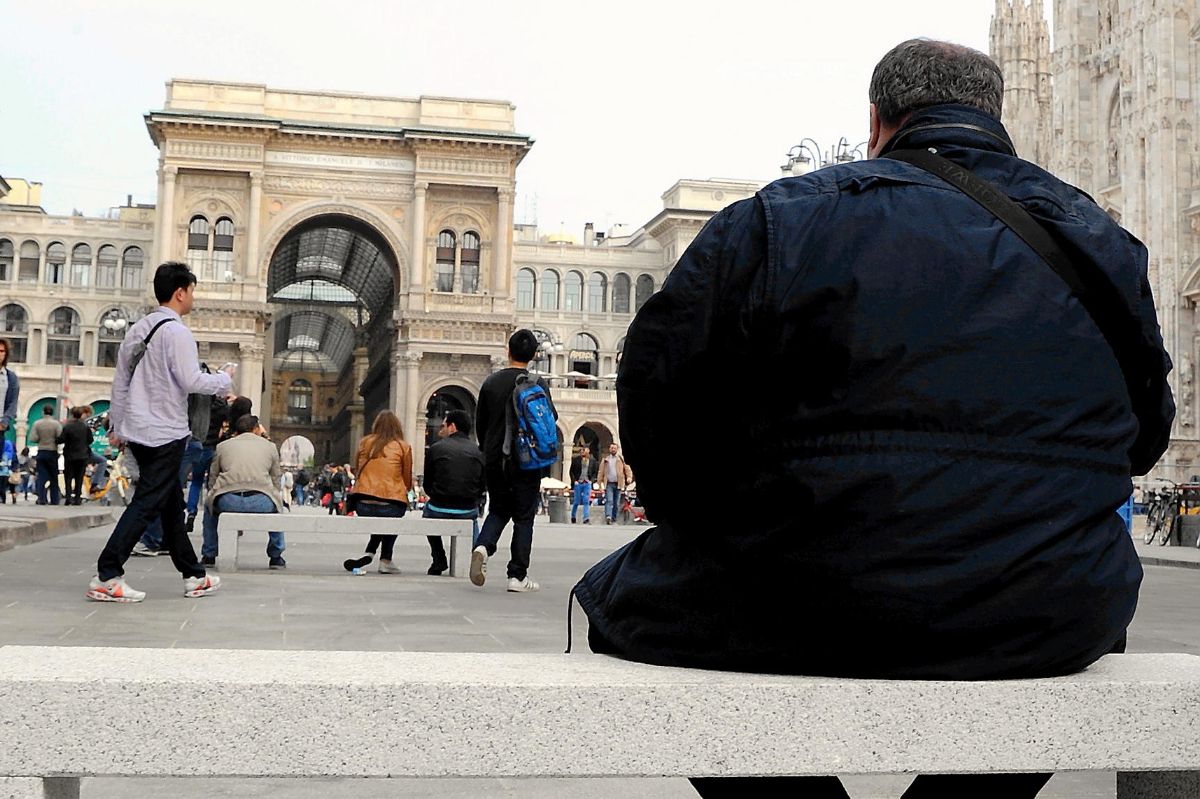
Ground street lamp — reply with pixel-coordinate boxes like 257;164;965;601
101;317;128;335
781;137;869;176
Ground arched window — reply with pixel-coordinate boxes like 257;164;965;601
70;244;92;286
212;217;235;282
435;230;456;292
612;273;631;314
287;379;313;424
0;240;12;282
569;332;600;388
540;270;560;310
564;271;583;311
0;304;28;363
186;216;211;278
19;240;40;283
98;307;129;368
587;272;607;313
96;245;118;288
516;268;536;310
121;246;144;290
47;307;81;365
44;242;64;285
635;274;655;311
461;231;481;294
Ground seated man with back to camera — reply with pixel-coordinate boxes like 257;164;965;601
574;39;1174;799
422;408;486;576
200;414;287;570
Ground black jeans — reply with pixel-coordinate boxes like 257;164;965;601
63;458;87;504
476;463;540;580
355;501;408;560
96;436;205;582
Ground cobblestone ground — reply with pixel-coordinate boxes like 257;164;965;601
2;509;1196;798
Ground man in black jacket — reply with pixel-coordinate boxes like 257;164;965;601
471;329;557;593
61;406;93;506
574;39;1174;799
422;409;486;575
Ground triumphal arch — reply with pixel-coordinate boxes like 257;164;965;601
145;80;532;470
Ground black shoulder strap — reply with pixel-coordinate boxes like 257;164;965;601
886;148;1086;295
143;317;174;348
885;148;1146;395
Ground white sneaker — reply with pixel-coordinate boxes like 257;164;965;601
183;574;221;598
130;542;157;557
469;546;488;587
85;576;146;603
507;576;540;593
378;560;401;574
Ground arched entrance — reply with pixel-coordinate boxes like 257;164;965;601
570;422;614;460
266;215;398;465
280;435;316;469
424;385;478;449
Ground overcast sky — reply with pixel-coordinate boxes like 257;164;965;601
2;0;1045;239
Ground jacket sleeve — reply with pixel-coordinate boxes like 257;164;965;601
207;445;223;490
423;444;439;496
402;443;414;495
1127;239;1175;475
475;390;489;450
2;371;17;427
617;196;768;525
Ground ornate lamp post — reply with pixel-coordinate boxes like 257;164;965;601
781;137;869;176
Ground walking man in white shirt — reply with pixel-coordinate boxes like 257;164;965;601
87;262;235;603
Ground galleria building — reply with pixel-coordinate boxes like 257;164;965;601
1;0;1197;483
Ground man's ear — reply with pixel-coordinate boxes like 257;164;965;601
868;104;882;157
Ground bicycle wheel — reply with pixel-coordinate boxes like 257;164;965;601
1160;511;1179;546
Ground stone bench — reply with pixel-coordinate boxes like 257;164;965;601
1;646;1198;797
215;511;474;576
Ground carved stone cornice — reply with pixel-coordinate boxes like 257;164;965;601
262;173;412;200
239;342;266;359
166;139;265;163
416;153;510;177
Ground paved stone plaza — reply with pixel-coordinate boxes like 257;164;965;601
1;510;1198;798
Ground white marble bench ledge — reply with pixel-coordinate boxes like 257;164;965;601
0;647;1198;781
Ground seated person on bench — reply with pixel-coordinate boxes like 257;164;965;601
422;408;486;575
573;38;1175;799
200;414;286;570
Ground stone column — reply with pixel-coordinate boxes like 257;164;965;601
398;351;424;474
238;340;265;413
494;187;513;299
348;341;370;458
245;171;263;286
410;182;427;294
158;166;178;264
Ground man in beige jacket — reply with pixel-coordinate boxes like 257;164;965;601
598;443;632;525
199;414;286;569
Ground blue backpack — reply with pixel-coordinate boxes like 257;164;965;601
509;372;558;471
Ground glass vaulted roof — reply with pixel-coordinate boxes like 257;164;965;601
273;310;356;374
268;216;396;375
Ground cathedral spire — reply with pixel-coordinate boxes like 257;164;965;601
990;0;1053;166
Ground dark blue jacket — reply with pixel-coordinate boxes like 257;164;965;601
573;105;1174;680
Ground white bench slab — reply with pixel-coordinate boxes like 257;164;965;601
0;647;1198;797
215;512;473;576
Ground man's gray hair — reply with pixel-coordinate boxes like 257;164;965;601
869;39;1004;125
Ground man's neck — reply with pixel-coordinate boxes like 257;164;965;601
509;360;530;369
161;301;186;317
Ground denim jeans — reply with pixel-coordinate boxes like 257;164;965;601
354;501;407;561
571;481;590;522
477;464;540;580
202;491;285;560
422;504;478;559
89;452;108;493
293;484;306;506
185;444;215;516
35;450;60;505
604;483;621;521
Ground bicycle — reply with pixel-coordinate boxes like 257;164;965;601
83;460;130;506
1143;486;1178;545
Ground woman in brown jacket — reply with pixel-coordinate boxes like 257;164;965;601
342;410;413;574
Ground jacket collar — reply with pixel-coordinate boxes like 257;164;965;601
878;104;1016;158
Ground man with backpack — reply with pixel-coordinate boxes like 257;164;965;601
470;329;558;593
